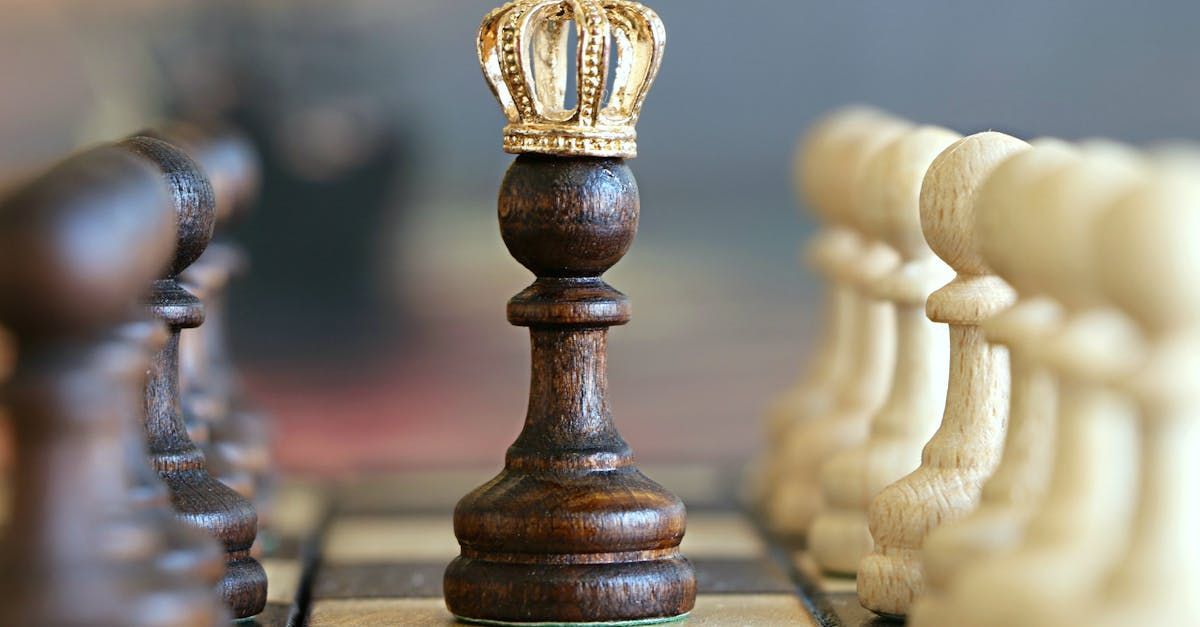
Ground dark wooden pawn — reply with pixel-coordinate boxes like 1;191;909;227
444;155;697;624
119;136;268;620
154;124;274;525
120;316;230;615
0;145;224;625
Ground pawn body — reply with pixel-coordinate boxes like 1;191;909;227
909;144;1078;625
0;146;224;626
121;136;268;619
808;126;959;574
1082;166;1200;626
444;156;694;624
857;132;1027;617
939;147;1148;627
764;113;910;540
750;106;892;511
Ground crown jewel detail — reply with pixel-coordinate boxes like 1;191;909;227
478;0;665;158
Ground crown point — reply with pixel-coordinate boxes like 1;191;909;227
480;0;665;159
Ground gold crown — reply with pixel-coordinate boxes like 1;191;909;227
478;0;665;159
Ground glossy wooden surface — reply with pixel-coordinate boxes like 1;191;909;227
0;145;224;625
121;135;269;620
444;155;696;624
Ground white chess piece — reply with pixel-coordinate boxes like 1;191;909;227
765;113;911;540
808;125;958;575
909;142;1077;626
1085;159;1200;626
748;107;895;511
939;145;1146;627
857;132;1026;618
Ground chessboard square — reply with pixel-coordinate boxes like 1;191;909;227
313;562;446;600
324;515;458;563
269;480;328;539
337;469;497;515
256;601;297;627
262;558;301;605
308;598;455;626
822;592;890;627
681;512;766;559
691;558;795;594
688;594;817;626
791;551;858;594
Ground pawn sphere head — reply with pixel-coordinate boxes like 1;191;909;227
1024;144;1145;310
1098;169;1200;335
150;123;261;230
858;126;961;259
796;106;888;221
837;119;911;234
119;136;217;278
498;155;638;277
920;132;1030;274
798;107;907;226
975;140;1078;295
0;146;175;337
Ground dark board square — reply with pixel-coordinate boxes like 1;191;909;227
693;558;795;594
312;562;447;600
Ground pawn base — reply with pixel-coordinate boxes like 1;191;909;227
445;556;695;625
456;614;689;626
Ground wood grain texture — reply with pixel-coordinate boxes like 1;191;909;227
162;123;276;537
121;316;230;621
0;145;224;625
857;132;1026;618
939;146;1147;627
746;107;890;512
444;155;695;624
808;125;958;575
909;144;1076;626
121;135;268;620
763;111;910;540
1080;158;1200;625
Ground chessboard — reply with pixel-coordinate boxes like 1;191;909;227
263;465;887;626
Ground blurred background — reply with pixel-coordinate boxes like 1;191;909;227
2;0;1199;475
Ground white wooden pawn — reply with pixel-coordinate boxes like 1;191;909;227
939;147;1146;627
1085;162;1200;626
748;107;895;510
808;125;959;575
909;142;1077;626
856;132;1026;618
765;114;911;540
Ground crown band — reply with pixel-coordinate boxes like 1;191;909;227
503;124;637;158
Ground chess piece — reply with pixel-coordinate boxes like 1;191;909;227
746;106;892;508
857;132;1027;618
1080;160;1200;625
808;125;958;574
764;112;911;540
908;141;1077;625
121;317;229;611
0;145;223;625
444;2;694;624
120;135;268;619
939;146;1145;627
161;123;273;521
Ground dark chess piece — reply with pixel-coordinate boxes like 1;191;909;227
121;317;230;612
0;145;225;625
153;123;275;530
119;135;268;620
445;2;695;624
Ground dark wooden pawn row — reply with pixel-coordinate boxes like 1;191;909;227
0;129;268;623
153;124;276;545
